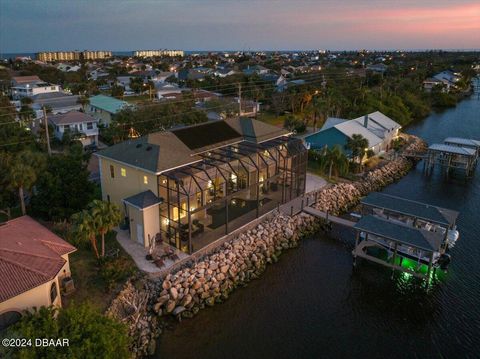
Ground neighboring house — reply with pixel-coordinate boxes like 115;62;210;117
116;76;133;91
426;70;462;92
366;63;388;74
193;89;220;103
129;70;158;82
10;76;61;100
213;68;237;78
304;111;401;156
56;63;81;72
155;71;176;83
31;92;81;116
86;94;130;127
423;78;446;93
155;83;183;99
88;69;109;81
243;65;269;76
239;99;261;117
48;111;99;146
96;118;306;254
0;216;76;331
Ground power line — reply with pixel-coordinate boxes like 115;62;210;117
0;70;364;111
0;73;363;125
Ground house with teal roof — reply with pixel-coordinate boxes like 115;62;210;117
86;94;130;127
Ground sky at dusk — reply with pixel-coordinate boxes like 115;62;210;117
1;0;479;52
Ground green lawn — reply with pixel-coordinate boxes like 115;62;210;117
65;231;138;311
123;94;151;104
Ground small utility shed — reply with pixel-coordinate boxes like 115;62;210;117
123;190;163;247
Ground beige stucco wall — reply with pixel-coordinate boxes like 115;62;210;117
143;205;160;247
0;254;73;316
126;203;160;247
99;158;158;213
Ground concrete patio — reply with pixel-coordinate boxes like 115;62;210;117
115;227;189;275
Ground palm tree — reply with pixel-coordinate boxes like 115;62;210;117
71;210;99;258
77;95;90;112
321;145;349;179
89;200;121;257
345;134;369;165
7;151;44;215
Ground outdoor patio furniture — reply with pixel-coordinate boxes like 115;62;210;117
153;258;164;268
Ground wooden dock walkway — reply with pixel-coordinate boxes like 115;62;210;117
302;206;356;228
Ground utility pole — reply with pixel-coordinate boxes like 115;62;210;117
42;106;52;156
238;83;242;117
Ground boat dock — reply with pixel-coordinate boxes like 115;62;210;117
302;207;356;228
301;192;459;280
424;137;480;177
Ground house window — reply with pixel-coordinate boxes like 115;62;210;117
51;86;56;90
79;124;83;131
50;282;58;304
143;175;148;184
64;124;70;131
0;311;22;331
110;165;115;178
87;122;93;130
121;168;126;177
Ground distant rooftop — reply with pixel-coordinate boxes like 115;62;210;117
49;111;96;125
89;94;130;114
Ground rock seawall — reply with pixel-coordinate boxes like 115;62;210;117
108;135;427;358
312;135;427;214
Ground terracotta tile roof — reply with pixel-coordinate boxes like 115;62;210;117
0;216;76;302
12;75;42;84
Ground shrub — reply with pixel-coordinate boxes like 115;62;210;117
99;257;136;291
2;303;130;359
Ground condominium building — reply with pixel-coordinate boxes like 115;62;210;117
37;50;112;62
133;49;184;58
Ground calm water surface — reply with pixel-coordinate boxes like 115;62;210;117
157;81;480;359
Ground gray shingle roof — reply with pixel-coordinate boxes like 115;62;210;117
96;118;288;173
123;190;162;209
49;111;96;125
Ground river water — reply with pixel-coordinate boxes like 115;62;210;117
156;81;480;359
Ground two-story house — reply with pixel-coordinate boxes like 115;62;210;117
10;76;61;100
304;111;401;156
96;118;307;254
49;111;99;146
86;95;130;127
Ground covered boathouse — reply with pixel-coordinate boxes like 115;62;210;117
353;192;459;279
424;137;480;177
